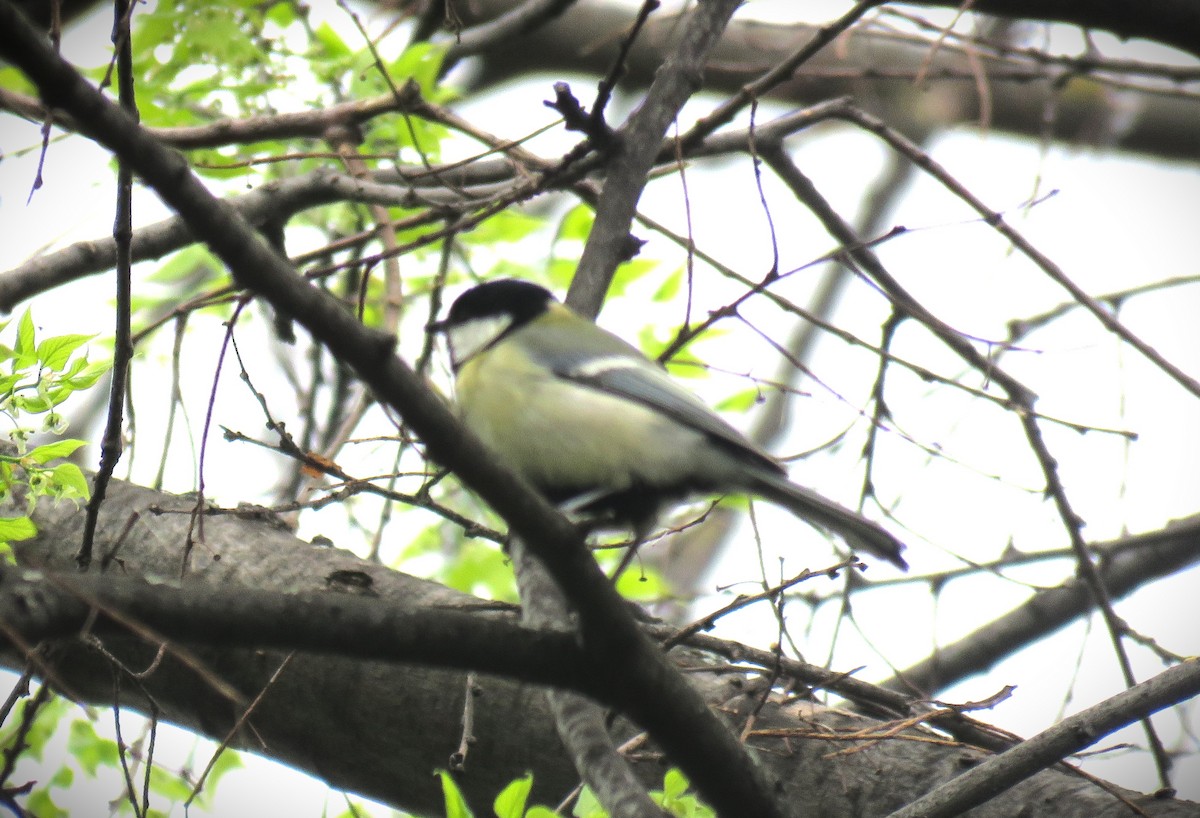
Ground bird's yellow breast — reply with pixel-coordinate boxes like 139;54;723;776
454;329;708;496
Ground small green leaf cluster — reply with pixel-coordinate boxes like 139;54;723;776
2;691;243;818
0;310;109;560
119;0;452;182
436;768;714;818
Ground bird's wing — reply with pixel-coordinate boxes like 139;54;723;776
535;332;784;474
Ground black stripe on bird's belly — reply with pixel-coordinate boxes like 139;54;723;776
540;477;709;539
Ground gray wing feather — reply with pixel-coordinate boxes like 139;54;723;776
515;315;781;471
545;341;782;473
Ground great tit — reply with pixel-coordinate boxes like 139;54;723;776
435;278;907;570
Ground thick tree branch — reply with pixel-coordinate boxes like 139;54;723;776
0;568;589;693
884;515;1200;695
567;0;744;317
456;0;1200;163
3;477;1196;817
921;0;1200;58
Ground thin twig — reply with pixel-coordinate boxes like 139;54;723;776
77;0;138;570
833;102;1200;403
760;142;1173;784
185;653;296;808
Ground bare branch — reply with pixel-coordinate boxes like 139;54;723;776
455;0;1200;162
884;516;1200;695
890;659;1200;818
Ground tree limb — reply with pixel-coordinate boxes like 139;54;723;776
890;659;1200;818
3;477;1196;817
884;516;1200;695
455;0;1200;162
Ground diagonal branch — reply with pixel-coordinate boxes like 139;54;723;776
883;515;1200;694
830;103;1200;403
889;658;1200;818
566;0;744;317
760;140;1174;778
0;7;788;817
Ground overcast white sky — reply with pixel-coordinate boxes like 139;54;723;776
2;2;1199;814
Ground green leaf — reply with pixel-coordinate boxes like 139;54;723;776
62;360;112;391
1;693;69;761
0;65;36;95
713;387;760;414
26;789;67;818
0;515;37;542
653;268;684;302
525;809;561;818
147;764;194;801
439;539;517;602
653;769;714;818
609;259;658;297
612;556;668;601
183;746;243;809
313;22;351;58
12;394;51;414
203;745;244;786
51;462;91;500
572;787;605;818
49;764;74;788
493;773;532;818
462;211;544;246
25;439;86;465
146;245;220;284
545;258;583;290
438;770;474;818
557;204;594;242
68;719;119;776
389;41;448;96
264;2;296;27
57;355;91;380
661;769;689;801
14;309;36;368
36;334;94;371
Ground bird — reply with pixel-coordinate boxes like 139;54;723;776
433;278;906;570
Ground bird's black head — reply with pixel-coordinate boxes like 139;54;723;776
443;279;556;329
436;279;557;370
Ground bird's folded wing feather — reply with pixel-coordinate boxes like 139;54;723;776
554;349;784;475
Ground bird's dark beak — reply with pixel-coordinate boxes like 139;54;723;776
426;317;449;334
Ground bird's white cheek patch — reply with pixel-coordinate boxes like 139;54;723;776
447;315;513;368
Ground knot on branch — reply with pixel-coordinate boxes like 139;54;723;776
544;81;617;154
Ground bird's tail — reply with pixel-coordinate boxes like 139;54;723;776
745;470;908;570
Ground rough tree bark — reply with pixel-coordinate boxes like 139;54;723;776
3;478;1197;817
